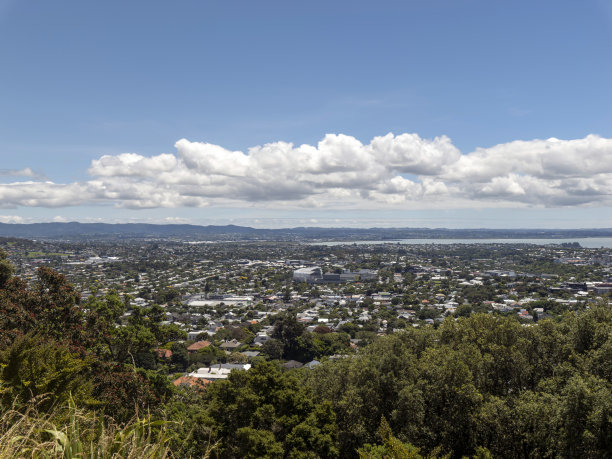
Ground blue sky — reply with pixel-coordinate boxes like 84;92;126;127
1;0;612;228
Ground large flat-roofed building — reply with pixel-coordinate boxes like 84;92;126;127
293;266;323;283
349;269;378;281
326;269;378;283
293;267;377;284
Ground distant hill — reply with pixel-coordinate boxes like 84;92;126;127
1;222;612;241
0;222;261;239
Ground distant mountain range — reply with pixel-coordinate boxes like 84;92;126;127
1;222;612;241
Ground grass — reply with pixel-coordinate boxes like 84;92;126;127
0;396;196;458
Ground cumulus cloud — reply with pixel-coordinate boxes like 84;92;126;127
1;133;612;210
369;133;460;175
441;134;612;206
89;153;178;177
0;182;93;208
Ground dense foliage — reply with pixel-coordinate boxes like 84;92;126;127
307;311;612;457
162;308;611;458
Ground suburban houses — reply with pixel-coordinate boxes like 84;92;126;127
2;235;611;384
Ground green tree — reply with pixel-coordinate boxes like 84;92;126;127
170;342;188;371
262;339;284;360
84;290;125;358
0;248;14;288
272;313;305;360
0;334;94;411
203;361;338;458
358;417;423;459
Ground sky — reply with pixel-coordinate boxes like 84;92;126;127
1;0;612;228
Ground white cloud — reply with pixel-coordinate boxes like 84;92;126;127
0;215;26;223
2;133;612;210
88;153;178;177
369;133;460;175
0;182;93;208
443;135;612;181
441;134;612;205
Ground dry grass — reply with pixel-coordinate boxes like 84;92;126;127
0;396;177;458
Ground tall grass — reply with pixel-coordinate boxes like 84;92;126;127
0;396;206;458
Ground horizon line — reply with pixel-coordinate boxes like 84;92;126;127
1;221;612;232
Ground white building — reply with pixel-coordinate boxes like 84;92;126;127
188;363;251;380
293;266;323;283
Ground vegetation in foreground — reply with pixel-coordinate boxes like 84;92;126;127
0;398;179;458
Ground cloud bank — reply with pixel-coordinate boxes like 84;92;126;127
1;133;611;210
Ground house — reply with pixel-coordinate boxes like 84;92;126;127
188;363;251;381
187;330;206;340
155;348;173;359
241;350;261;358
253;332;271;346
172;375;211;389
282;360;303;369
219;339;242;351
304;360;321;369
187;340;211;353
